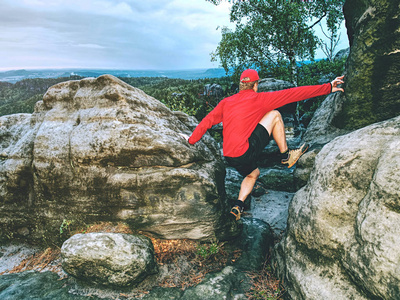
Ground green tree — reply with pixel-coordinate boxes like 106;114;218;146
209;0;345;84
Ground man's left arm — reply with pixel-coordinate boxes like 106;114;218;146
330;76;344;93
261;76;344;111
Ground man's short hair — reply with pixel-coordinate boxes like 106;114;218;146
239;80;258;91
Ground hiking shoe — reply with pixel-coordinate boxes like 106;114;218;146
230;205;244;221
281;143;309;168
230;200;245;221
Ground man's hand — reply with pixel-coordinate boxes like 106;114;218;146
179;133;190;143
331;75;345;93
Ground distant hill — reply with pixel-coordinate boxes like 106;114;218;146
0;68;227;83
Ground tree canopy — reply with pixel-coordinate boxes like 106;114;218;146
209;0;345;84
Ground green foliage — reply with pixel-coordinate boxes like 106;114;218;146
0;56;346;128
296;57;346;123
210;0;345;84
297;57;347;86
196;242;224;260
0;76;233;121
59;219;74;235
121;76;233;121
0;76;83;117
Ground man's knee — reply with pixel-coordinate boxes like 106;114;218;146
268;110;282;121
259;110;282;133
246;168;260;180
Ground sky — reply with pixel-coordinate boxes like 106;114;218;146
0;0;348;71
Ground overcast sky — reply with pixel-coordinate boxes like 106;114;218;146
1;0;348;71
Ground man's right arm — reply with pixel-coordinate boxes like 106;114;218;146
187;101;224;145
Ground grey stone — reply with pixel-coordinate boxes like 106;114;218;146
233;218;274;271
293;148;320;190
302;92;349;147
141;287;183;300
203;84;223;97
61;232;158;287
250;190;293;237
0;75;234;243
258;167;295;193
337;0;400;130
334;48;350;61
181;266;249;300
257;78;295;93
274;116;400;299
0;271;96;300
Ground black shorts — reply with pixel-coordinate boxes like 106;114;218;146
225;124;270;177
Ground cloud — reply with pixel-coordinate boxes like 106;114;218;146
75;43;106;49
0;0;232;70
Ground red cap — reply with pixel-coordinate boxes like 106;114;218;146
240;69;259;82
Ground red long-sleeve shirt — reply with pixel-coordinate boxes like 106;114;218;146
188;83;332;157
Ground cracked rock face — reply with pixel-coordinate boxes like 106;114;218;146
0;75;233;243
336;0;400;130
274;116;400;299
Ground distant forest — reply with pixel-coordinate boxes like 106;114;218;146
0;58;346;123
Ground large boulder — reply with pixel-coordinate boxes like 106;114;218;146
61;233;157;287
335;0;400;130
274;115;400;299
0;75;234;244
297;92;350;188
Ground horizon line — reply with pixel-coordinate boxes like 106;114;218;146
0;67;225;72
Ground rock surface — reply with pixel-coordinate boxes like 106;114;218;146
337;0;400;130
0;75;234;243
302;92;349;147
179;266;249;300
61;233;158;287
0;211;276;300
257;78;295;93
274;115;400;299
0;271;98;300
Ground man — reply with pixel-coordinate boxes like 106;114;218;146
181;69;344;220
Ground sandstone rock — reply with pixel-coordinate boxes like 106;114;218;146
257;78;295;93
224;167;242;203
258;167;295;193
232;218;273;271
203;83;223;98
297;92;350;189
336;0;400;130
0;75;234;243
0;271;97;300
250;190;294;237
0;113;38;242
334;47;350;61
293;148;320;190
302;92;349;147
274;116;400;299
61;232;157;287
180;266;248;300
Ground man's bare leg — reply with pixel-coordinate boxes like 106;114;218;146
259;110;288;154
238;168;260;201
231;110;289;220
259;110;309;168
237;110;287;201
231;168;260;220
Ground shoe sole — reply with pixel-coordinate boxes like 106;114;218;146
287;144;309;168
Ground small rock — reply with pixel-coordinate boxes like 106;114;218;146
61;232;158;287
